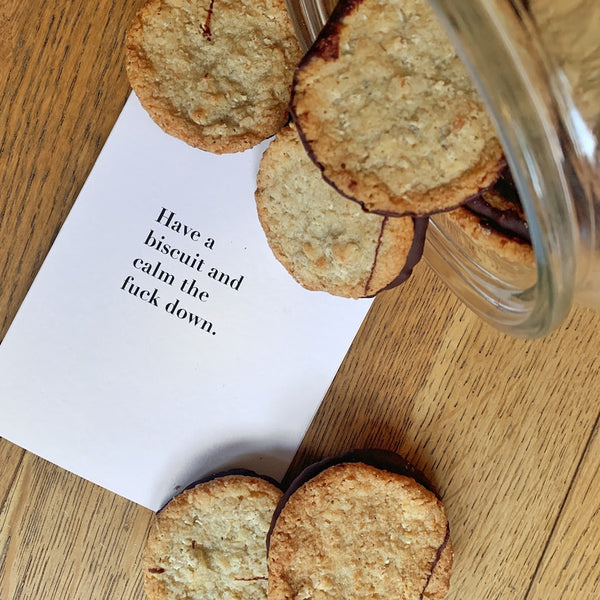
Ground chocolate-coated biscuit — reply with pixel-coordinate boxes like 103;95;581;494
268;455;452;600
446;168;534;266
291;0;504;216
255;123;427;298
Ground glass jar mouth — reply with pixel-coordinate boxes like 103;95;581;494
285;0;588;337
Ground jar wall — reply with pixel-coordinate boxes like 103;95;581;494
428;0;599;334
528;0;600;308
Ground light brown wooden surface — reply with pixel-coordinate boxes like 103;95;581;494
0;1;598;599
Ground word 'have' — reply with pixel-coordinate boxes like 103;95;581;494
156;207;215;247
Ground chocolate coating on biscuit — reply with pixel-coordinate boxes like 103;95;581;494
421;525;451;600
363;217;428;298
159;468;282;512
464;167;531;243
379;217;429;293
465;196;531;243
298;0;364;64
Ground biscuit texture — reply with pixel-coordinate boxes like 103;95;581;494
255;123;425;298
444;206;533;266
291;0;504;215
268;461;452;600
126;0;302;153
143;474;282;600
446;179;535;266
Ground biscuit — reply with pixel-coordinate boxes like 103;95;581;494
143;472;282;600
255;123;427;298
445;168;534;266
126;0;302;153
268;451;452;600
291;0;504;216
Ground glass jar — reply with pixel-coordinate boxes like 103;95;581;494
285;0;599;337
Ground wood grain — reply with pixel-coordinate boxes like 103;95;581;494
289;272;600;599
0;0;145;340
528;415;600;599
0;451;151;599
0;0;598;599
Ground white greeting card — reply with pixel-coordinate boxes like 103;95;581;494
0;95;371;510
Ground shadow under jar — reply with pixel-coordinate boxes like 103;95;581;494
285;0;600;337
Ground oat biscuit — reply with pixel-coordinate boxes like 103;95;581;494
143;473;282;600
291;0;504;216
445;169;534;266
126;0;302;153
255;123;427;298
268;456;452;600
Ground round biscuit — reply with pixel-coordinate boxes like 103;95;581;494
291;0;504;215
268;461;452;600
443;204;535;266
143;473;282;600
126;0;302;153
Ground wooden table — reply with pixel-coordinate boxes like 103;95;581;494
0;1;598;598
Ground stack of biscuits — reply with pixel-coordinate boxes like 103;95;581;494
125;0;533;301
143;451;453;600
